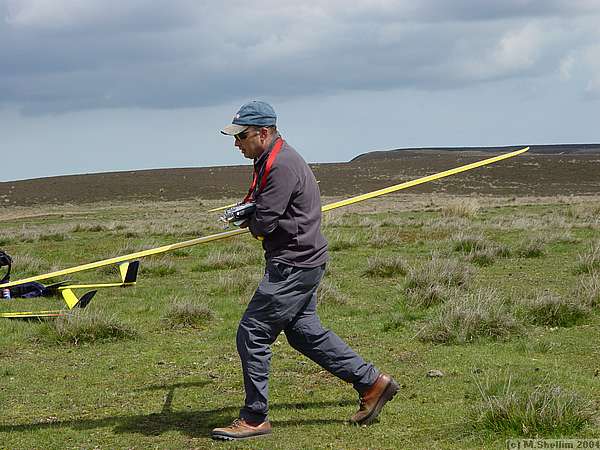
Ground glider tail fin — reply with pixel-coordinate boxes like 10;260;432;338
61;288;97;309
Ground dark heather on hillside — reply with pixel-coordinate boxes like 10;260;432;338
2;144;600;206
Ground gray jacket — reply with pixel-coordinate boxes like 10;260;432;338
249;137;328;267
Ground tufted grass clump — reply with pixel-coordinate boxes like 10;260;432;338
39;232;69;242
382;305;424;331
440;198;480;218
139;258;177;277
516;237;546;258
465;248;496;267
15;229;41;243
520;291;590;327
472;380;596;437
574;241;600;274
228;240;263;257
0;236;15;246
192;251;239;272
404;255;474;308
317;280;349;305
36;310;136;345
573;274;600;307
162;297;214;329
405;284;458;308
191;247;260;272
363;255;408;278
450;232;511;266
321;212;354;229
367;231;404;249
545;230;580;245
327;231;360;252
208;250;246;270
11;253;51;277
451;232;490;253
212;270;262;298
71;223;109;233
97;240;161;275
418;290;520;344
514;339;554;355
405;255;474;290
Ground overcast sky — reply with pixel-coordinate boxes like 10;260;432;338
1;0;599;182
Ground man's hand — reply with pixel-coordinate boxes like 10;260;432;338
221;203;256;227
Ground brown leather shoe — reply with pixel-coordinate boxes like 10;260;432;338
211;418;272;441
350;373;399;425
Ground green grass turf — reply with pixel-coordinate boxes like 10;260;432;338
1;198;599;449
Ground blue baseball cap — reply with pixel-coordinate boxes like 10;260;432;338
221;100;277;135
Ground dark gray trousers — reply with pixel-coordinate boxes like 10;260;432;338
236;261;379;423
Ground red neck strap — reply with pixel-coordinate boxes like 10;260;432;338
244;138;284;203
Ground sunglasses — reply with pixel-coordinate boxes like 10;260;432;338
235;130;260;141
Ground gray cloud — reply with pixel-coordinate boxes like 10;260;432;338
1;0;600;114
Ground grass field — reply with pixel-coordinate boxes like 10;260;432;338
1;195;599;449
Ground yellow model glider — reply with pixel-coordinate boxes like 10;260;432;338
0;310;67;319
0;147;528;317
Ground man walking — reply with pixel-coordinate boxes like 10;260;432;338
212;101;399;441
